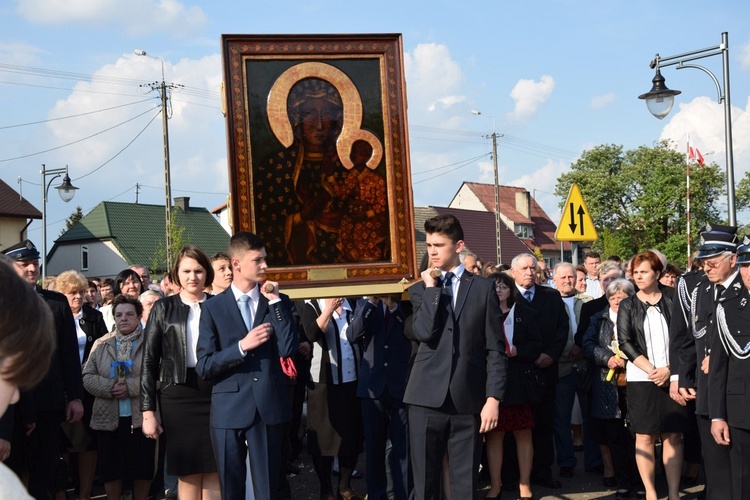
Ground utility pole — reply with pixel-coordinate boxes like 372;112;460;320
135;49;182;270
491;131;503;266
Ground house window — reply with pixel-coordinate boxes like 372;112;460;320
81;245;89;271
515;224;534;239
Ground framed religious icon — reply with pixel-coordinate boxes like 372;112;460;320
222;33;417;297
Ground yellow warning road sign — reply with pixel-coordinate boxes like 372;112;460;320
555;184;598;242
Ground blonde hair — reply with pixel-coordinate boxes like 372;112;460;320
55;270;89;295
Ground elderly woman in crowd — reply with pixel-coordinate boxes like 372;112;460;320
583;279;641;500
484;271;539;500
83;294;156;500
141;245;219;499
617;251;687;500
101;269;144;331
56;270;109;500
138;290;162;330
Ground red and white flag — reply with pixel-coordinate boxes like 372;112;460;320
688;147;695;160
696;148;705;166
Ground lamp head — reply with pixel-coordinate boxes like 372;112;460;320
56;173;78;203
134;49;147;56
638;68;681;120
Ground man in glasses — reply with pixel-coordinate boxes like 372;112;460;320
677;224;738;499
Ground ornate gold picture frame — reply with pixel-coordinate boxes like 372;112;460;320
222;34;416;296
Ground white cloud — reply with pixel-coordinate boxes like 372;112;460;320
43;51;226;208
404;43;465;114
0;41;47;66
739;40;750;70
591;93;616;109
660;95;750;190
427;95;466;112
15;0;207;37
506;158;569;219
505;75;555;124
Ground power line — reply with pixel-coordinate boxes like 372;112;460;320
74;110;161;181
0;106;157;163
413;155;485;185
411;153;490;176
0;98;153;130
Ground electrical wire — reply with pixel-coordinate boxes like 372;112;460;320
0;106;157;163
74;110;161;181
0;98;153;130
411;153;490;176
413;155;486;185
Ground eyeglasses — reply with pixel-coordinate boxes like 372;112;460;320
495;284;510;290
703;254;731;269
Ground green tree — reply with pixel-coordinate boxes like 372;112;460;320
59;206;84;236
737;170;750;212
150;210;188;275
555;141;725;267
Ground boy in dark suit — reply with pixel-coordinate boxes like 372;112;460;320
197;232;298;500
405;214;507;499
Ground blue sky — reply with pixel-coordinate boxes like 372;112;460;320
2;0;749;243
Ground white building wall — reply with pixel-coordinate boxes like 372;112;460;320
0;218;30;252
448;185;485;211
47;240;128;279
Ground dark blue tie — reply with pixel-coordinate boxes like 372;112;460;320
443;272;455;307
524;289;533;302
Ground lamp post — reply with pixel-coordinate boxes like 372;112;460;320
638;32;736;226
41;164;78;282
135;49;176;269
471;110;503;265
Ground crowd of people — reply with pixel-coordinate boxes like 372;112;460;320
1;215;750;500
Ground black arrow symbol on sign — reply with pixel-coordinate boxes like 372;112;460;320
578;206;585;236
568;203;577;233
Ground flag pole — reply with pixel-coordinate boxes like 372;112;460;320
686;135;692;262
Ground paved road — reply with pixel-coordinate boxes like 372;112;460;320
287;447;707;500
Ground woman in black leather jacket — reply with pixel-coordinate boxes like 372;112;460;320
617;251;687;500
140;245;219;500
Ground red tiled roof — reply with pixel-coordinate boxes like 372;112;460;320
455;182;571;252
0;179;41;219
429;206;531;266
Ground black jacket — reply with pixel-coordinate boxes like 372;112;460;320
79;304;108;364
617;291;673;366
140;294;213;412
36;287;85;413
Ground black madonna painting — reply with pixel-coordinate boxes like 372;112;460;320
222;34;417;289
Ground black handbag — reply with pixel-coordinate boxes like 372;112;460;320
523;367;548;405
577;361;595;395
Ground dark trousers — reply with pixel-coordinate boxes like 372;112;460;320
531;367;558;479
14;411;63;500
362;391;411;500
408;399;480;500
696;414;732;499
728;425;750;500
211;410;284;500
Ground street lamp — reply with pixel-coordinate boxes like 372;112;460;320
41;164;78;281
638;32;736;226
135;48;175;269
471;110;503;265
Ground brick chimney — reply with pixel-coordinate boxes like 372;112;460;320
515;191;531;219
174;197;190;211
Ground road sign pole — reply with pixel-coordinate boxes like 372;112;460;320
572;242;578;267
